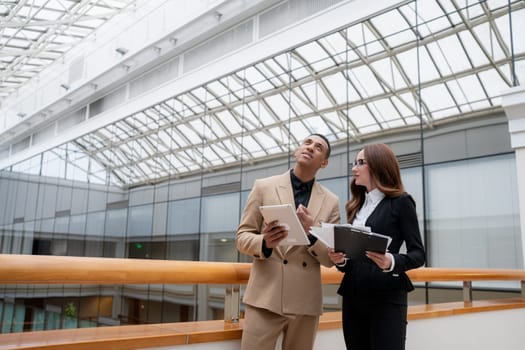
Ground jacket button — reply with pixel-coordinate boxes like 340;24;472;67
302;262;307;267
283;260;288;264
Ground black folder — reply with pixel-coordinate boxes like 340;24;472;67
333;225;392;260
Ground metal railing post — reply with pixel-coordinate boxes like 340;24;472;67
224;284;240;323
463;281;473;302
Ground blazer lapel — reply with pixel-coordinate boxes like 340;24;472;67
276;174;294;206
307;182;326;223
274;172;295;257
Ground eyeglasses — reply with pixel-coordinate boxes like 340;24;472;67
351;159;367;167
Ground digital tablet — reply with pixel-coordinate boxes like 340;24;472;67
259;204;310;246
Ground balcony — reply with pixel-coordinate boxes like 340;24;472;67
0;254;525;349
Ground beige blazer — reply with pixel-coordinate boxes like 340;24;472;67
236;171;341;316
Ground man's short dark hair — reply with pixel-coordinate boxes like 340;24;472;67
311;133;331;159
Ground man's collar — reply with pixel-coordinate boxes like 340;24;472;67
290;169;314;190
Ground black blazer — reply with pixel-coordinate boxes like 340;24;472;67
337;194;425;304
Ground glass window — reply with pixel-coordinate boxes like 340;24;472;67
425;154;522;287
105;208;127;237
167;198;200;235
200;193;240;233
69;215;87;235
127;205;153;237
85;212;105;236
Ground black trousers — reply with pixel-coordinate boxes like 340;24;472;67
341;294;408;350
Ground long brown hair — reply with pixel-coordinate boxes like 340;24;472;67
346;143;406;223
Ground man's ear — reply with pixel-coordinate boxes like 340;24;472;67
320;159;328;168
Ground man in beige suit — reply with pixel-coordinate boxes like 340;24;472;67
236;134;340;350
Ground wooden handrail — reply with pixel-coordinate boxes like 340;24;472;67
1;254;525;350
1;254;525;285
0;254;252;285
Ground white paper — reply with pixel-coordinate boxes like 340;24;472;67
309;224;335;248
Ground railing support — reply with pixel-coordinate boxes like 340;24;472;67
522;281;525;297
224;284;240;323
463;281;473;302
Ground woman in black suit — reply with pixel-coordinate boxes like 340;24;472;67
329;143;425;350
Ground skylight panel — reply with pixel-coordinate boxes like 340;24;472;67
212;142;237;162
458;74;488;104
206;81;231;101
251;132;279;151
299;81;333;110
369;99;401;123
189;87;208;105
201;145;221;165
206;115;227;138
478;67;511;99
265;94;292;121
459;31;492;67
370;9;412;49
360;25;384;57
214;111;242;135
472;22;507;62
246;100;274;126
420;84;456;112
391;94;417;117
348;65;385;98
416;2;451;36
445;80;469;109
348;105;378;132
494;10;525;54
168;127;188;148
321;110;346;133
294;42;331;73
240;134;267;157
288;120;310;142
321;73;351;105
243;66;275;93
263;59;288;81
397;47;440;84
219;76;243;97
318;31;347;62
302;115;332;137
420;84;459;120
369;57;408;90
437;36;472;73
458;0;488;20
345;24;365;48
289;64;310;81
272;53;292;72
177;124;201;144
254;62;283;88
232;104;256;130
266;126;290;147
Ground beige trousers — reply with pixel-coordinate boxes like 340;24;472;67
241;305;320;350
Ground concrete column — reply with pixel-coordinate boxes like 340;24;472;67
502;85;525;268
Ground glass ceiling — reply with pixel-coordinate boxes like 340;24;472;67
7;0;525;188
0;0;138;102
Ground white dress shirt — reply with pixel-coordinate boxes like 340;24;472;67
338;188;395;272
352;188;385;228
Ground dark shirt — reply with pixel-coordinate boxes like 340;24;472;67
290;169;314;209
